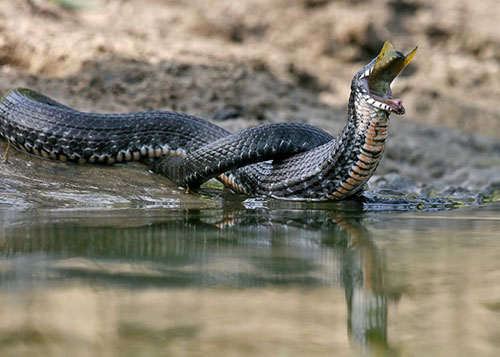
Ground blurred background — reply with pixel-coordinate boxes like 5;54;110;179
1;2;500;356
2;0;500;133
0;0;499;189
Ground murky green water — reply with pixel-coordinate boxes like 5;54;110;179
1;202;499;356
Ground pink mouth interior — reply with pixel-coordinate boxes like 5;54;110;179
371;94;405;115
361;77;405;115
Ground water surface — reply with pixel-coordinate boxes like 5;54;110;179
1;201;499;356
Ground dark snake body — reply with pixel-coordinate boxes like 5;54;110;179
0;58;394;200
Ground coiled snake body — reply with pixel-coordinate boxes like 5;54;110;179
0;41;416;201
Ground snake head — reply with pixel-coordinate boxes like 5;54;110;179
356;40;417;115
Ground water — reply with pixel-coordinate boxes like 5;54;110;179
1;202;499;356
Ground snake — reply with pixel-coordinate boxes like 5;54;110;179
0;40;416;201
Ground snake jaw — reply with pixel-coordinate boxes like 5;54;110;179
359;40;417;115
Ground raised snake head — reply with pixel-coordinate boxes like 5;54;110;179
353;40;417;115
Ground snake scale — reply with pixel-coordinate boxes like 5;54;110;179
0;41;416;200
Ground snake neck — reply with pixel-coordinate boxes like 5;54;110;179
246;88;392;200
323;89;390;200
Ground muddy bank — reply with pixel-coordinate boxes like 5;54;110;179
0;0;499;209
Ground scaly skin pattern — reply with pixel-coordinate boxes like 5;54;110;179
237;93;391;200
156;122;333;189
0;88;229;163
166;57;398;200
0;53;407;201
0;89;330;194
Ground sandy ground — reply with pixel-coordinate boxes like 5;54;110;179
0;0;499;204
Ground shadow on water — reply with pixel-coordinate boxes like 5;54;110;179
0;204;396;355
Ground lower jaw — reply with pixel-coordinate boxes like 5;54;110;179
370;93;405;115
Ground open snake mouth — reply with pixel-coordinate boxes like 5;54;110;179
360;40;417;115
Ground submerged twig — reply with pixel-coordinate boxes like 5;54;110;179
3;138;11;163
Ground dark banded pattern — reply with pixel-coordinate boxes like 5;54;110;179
326;110;389;200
